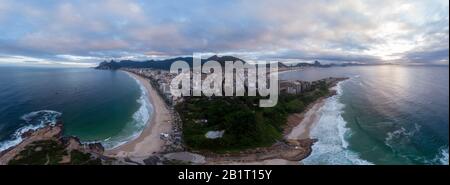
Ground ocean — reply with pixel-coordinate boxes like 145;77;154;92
280;65;449;165
0;67;152;151
0;65;448;165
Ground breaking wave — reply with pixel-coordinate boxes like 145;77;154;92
433;147;449;165
0;110;62;152
0;74;154;152
96;72;153;149
384;123;421;151
302;80;373;165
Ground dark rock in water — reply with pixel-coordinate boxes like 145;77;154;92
60;136;103;154
87;143;105;154
20;130;34;138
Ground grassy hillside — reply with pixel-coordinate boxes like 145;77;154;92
8;140;102;165
176;80;330;152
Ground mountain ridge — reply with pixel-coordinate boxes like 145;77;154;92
94;55;295;70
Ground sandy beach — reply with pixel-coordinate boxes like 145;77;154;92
254;98;326;165
285;99;325;140
104;71;172;163
206;98;326;165
104;71;337;165
201;80;345;165
266;99;326;165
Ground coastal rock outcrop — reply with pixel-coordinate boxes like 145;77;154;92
0;122;105;165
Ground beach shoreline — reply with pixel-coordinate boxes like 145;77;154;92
0;68;346;165
204;96;328;165
283;80;344;141
106;70;345;165
104;71;173;163
285;98;326;140
204;79;345;165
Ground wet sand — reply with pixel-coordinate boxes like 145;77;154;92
286;99;325;140
206;98;327;165
104;71;172;163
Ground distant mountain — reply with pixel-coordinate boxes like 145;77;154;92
95;57;193;70
95;56;378;71
95;55;249;70
277;62;288;68
205;55;245;64
293;60;383;67
294;60;331;68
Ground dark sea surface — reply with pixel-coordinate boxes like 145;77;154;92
0;65;447;165
281;65;449;164
0;67;152;151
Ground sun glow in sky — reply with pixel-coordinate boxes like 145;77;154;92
0;0;448;67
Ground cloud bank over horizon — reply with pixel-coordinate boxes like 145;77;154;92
0;0;448;67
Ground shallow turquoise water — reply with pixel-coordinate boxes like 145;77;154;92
1;65;448;165
0;67;151;150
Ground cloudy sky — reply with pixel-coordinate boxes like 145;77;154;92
0;0;448;67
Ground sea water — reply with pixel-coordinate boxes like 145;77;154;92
0;67;152;151
281;65;449;165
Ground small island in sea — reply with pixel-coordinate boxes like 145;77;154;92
0;56;348;165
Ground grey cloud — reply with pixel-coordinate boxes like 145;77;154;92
403;48;449;64
0;0;448;65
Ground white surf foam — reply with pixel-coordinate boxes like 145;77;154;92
434;147;449;165
439;148;449;165
96;72;154;149
302;81;373;165
384;123;421;150
0;110;62;152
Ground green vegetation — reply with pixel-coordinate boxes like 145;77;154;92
176;80;330;152
8;140;67;165
69;150;102;165
8;140;102;165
